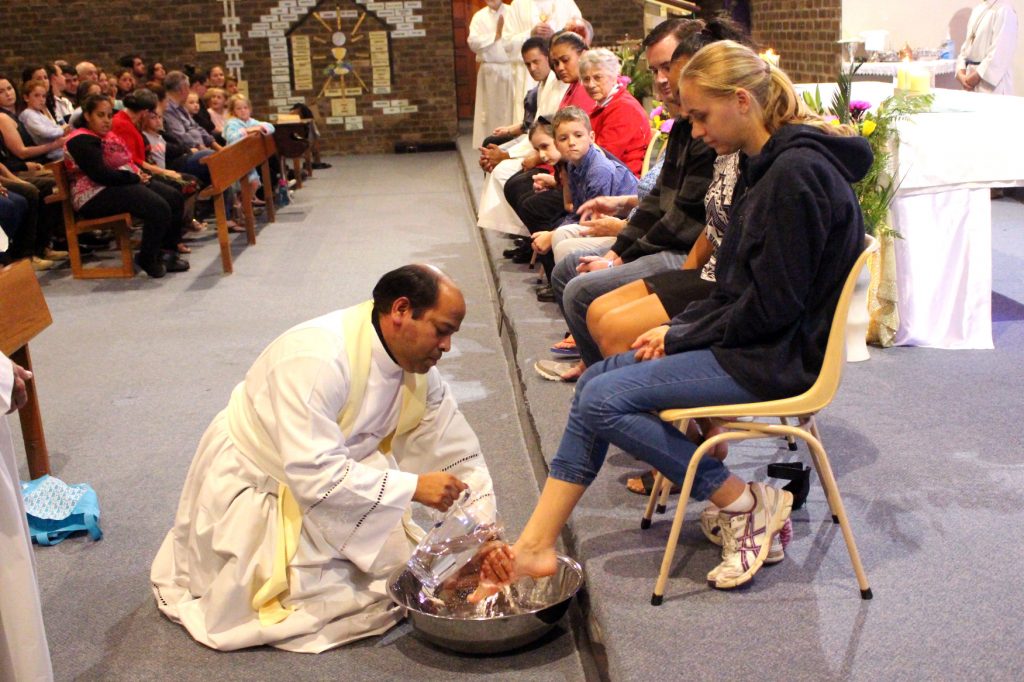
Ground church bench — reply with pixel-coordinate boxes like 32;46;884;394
199;132;278;274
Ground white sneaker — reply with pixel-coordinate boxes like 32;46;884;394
700;502;791;564
533;359;581;382
706;483;793;589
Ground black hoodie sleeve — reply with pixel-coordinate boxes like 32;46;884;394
66;135;140;187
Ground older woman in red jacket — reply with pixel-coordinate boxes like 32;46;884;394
579;48;652;176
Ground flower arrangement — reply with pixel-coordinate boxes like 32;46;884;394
610;37;653;103
802;65;933;237
649;103;674;135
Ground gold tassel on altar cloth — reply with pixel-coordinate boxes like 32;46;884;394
866;233;900;347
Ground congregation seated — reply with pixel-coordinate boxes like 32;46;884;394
63;94;189;278
471;39;871;600
119;54;148;83
161;70;218;185
0;76;64;163
112;67;136;101
146;61;166;86
578;48;652;176
223;94;278;199
18;80;67;161
528;107;638;280
206;65;227;89
44;63;74;123
200;88;227;141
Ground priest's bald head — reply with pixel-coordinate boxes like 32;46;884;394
373;264;467;374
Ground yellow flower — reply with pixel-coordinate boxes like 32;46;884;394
861;120;877;136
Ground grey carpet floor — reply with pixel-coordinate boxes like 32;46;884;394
10;155;587;681
460;134;1024;681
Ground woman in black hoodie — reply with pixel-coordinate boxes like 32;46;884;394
470;40;872;598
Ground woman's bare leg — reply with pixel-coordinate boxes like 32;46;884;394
592;294;670;359
586;280;652;339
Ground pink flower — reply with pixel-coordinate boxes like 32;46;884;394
849;100;871;113
659;119;674;133
649;105;663;119
620;76;632;85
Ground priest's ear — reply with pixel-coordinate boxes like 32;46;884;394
389;296;414;322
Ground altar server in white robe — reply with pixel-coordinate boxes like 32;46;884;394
469;1;517;148
478;38;567;234
1;353;53;681
957;0;1018;95
505;0;582;123
151;265;496;653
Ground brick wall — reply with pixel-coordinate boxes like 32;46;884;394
580;0;646;46
0;0;645;155
751;0;842;83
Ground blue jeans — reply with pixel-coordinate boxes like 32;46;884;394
171;149;215;186
548;349;760;500
551;249;687;366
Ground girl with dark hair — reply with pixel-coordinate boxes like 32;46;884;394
64;94;190;277
549;31;596;114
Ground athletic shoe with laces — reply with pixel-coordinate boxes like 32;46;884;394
700;502;791;564
706;482;793;589
534;359;581;382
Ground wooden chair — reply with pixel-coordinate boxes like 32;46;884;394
643;235;879;605
272;118;313;189
0;259;53;478
198;133;277;274
46;161;135;279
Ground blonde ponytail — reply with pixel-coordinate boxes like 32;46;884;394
682;41;857;137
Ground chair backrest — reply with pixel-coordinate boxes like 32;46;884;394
659;234;878;422
200;133;273;193
796;234;878;411
0;259;53;356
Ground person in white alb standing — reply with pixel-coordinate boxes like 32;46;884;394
505;0;583;123
0;353;53;681
468;1;516;149
956;0;1018;95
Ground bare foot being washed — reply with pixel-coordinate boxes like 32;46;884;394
467;540;558;603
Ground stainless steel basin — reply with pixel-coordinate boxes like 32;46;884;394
386;554;584;654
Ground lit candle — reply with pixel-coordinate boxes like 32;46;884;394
896;59;910;91
759;48;780;68
909;68;931;94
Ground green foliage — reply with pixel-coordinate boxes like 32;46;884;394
829;62;861;123
801;67;934;237
853;93;933;237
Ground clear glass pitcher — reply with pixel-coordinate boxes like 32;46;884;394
407;489;501;591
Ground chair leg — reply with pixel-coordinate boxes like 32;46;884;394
803;437;873;599
657;474;671;514
779;416;799;451
641;471;663;529
651;459;700;605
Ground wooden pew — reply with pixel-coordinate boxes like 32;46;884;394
199;133;278;274
0;259;53;478
46;161;136;279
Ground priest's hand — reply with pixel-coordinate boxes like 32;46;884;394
6;362;32;414
413;472;468;512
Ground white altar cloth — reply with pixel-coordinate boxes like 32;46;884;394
842;59;957;78
796;82;1024;349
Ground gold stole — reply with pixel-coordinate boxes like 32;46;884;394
250;299;427;625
